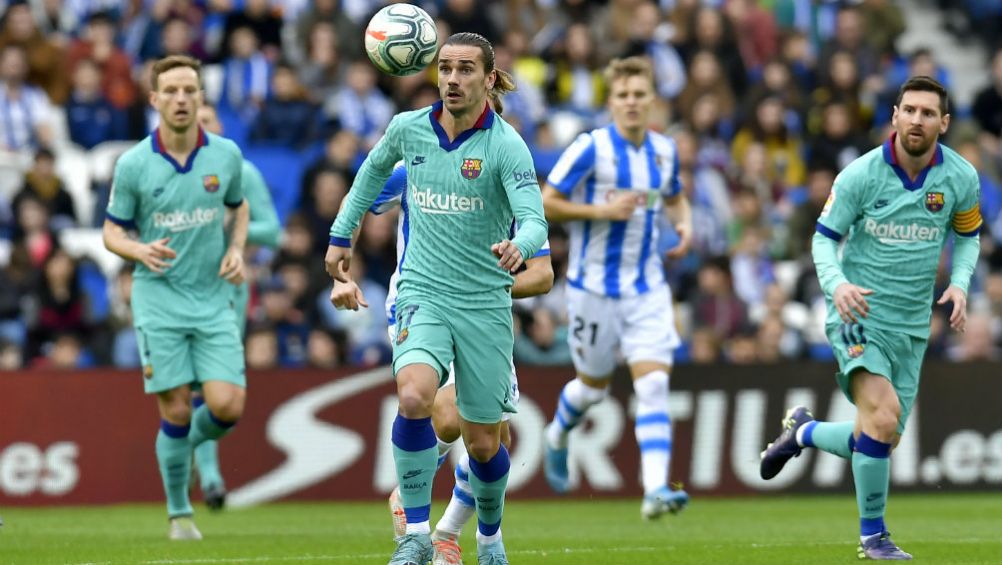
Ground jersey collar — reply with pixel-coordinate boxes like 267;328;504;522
151;127;209;173
881;131;943;191
429;100;495;152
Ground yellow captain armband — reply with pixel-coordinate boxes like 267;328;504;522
952;203;983;236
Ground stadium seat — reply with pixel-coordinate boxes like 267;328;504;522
54;147;95;227
59;227;125;280
88;141;135;185
78;260;110;322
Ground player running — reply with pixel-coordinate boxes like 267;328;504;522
760;76;981;560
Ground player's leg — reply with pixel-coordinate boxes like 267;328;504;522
139;325;201;539
387;301;454;565
191;391;226;510
189;322;247;446
190;282;248;511
389;381;459;539
622;288;687;519
544;287;615;493
762;323;870;480
452;306;516;564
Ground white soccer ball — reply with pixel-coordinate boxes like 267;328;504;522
364;3;439;77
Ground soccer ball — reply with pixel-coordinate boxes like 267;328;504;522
364;3;439;77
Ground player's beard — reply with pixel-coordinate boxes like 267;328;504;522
900;128;936;157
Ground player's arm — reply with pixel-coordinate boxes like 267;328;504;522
103;158;177;273
243;162;281;248
938;173;983;332
330;165;406;311
327;117;403;281
663;194;692;259
511;245;553;299
219;150;248;284
102;219;176;274
495;136;548;271
812;173;872;323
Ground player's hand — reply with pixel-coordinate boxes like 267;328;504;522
833;282;874;323
139;237;176;274
325;244;352;282
330;276;368;311
937;284;967;333
666;223;692;259
492;239;524;272
601;192;637;221
218;247;244;285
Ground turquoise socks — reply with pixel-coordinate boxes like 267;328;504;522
156;420;193;518
853;432;892;536
392;415;437;534
801;420;855;459
188;404;237;448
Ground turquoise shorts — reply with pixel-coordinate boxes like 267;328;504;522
392;298;516;424
826;322;927;434
136;316;246;394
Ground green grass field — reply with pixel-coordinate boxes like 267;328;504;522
2;494;1000;564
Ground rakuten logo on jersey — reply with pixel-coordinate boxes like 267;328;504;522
153;208;219;232
411;187;484;215
864;219;941;244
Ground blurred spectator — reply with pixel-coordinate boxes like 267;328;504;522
810;50;870;133
0;338;22;369
356;209;398;288
808;101;871;172
66;11;137;110
126;59;158;139
316;253;389;366
728;144;782;229
258;275;309;367
755;314;785;363
731;225;775;310
300;168;348;255
686;92;733;172
675;129;730;257
293;0;361;63
0;1;68;104
332;61;394;150
13;149;75;231
779;30;816;95
0;244;34;347
159;17;196;59
786;164;835;260
724;0;779;74
692;255;748;340
439;0;500;44
859;0;905;58
621;2;687;100
545;23;605;118
246;324;279;370
251;62;320;147
219;25;271;121
513;307;572;365
221;0;283;61
679;6;748;97
743;58;805;129
688;326;722;364
0;44;56;155
724;324;759;364
306;327;344;369
12;194;55;267
298;21;343;113
972;48;1002;163
492;45;546;141
39;332;90;369
27;248;89;361
65;58;129;149
731;96;806;190
955;139;1002;231
818;6;878;81
108;264;138;368
676;50;736;131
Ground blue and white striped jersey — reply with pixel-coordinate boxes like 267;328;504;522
371;163;550;325
547;125;681;298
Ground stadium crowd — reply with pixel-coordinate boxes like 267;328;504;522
2;0;1002;372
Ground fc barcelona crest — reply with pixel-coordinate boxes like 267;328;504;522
460;158;482;180
925;192;944;212
203;174;220;193
143;364;154;379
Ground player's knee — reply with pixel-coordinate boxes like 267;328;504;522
208;387;246;422
397;388;434;418
162;403;192;425
432;399;461;443
465;434;501;463
500;422;512;449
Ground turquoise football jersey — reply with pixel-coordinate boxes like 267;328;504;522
330;101;548;310
815;133;983;338
107;128;244;328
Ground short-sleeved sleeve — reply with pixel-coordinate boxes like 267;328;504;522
106;158;138;228
952;170;983;237
662;142;682;198
546;132;596;195
815;171;861;242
